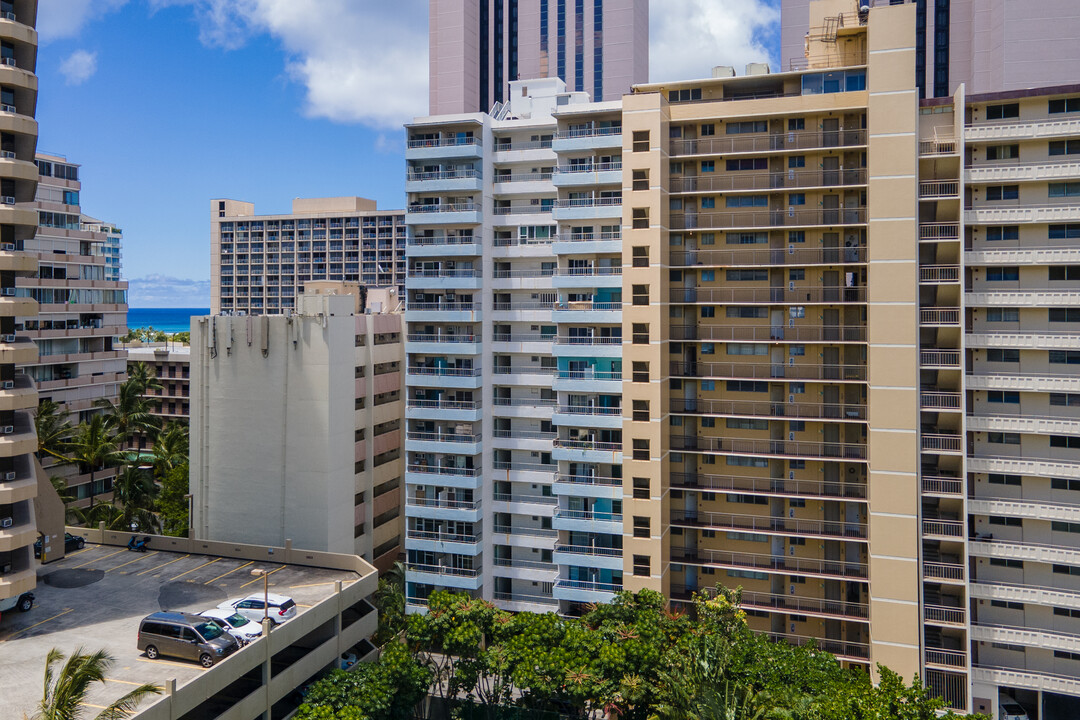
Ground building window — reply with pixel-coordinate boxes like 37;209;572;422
986;144;1020;160
633;477;649;499
632;131;649;152
632;323;649;344
633;555;650;576
632;439;650;461
633;516;650;538
986;226;1019;241
1050;98;1080;114
985;103;1019;120
986;267;1019;282
986;185;1019;201
632;362;649;383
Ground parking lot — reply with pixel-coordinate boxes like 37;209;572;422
0;543;361;718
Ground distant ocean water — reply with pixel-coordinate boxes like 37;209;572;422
127;308;210;334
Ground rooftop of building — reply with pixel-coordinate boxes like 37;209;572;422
214;197;404;219
127;345;192;360
0;535;369;719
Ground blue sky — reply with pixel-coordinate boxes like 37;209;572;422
37;0;781;307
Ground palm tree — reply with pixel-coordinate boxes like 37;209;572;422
30;647;161;720
111;465;160;533
66;415;123;510
94;380;160;446
151;422;188;480
50;477;88;526
34;400;72;464
125;362;162;395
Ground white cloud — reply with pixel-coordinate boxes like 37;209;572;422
127;275;212;308
59;50;99;85
151;0;429;129
38;0;129;42
650;0;780;82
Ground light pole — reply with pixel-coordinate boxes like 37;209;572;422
250;568;269;625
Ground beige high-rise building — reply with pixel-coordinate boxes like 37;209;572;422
0;0;66;606
211;197;407;316
429;0;648;115
190;285;404;571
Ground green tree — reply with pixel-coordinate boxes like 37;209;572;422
372;561;406;646
34;399;72;464
151;422;188;480
111;465;160;533
157;461;189;537
28;647;161;720
66;415;123;509
171;331;190;345
294;642;429;720
95;379;160;445
125;361;162;395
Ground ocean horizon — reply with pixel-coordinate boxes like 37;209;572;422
127;307;210;334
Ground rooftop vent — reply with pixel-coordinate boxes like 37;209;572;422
746;62;771;76
712;65;736;78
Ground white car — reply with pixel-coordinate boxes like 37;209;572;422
1000;701;1029;720
199;608;263;645
218;593;297;625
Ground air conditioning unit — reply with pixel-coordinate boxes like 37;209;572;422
0;151;13;160
0;517;11;528
2;426;14;434
1;56;15;66
1;288;14;296
2;334;14;343
0;195;15;205
2;381;13;389
0;104;14;114
4;471;14;481
0;563;10;575
3;11;15;21
0;243;13;251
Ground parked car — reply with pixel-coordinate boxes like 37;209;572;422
999;701;1029;720
0;591;33;618
33;533;85;558
218;594;297;625
137;612;240;667
199;608;263;645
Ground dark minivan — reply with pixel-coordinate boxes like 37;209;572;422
137;612;239;667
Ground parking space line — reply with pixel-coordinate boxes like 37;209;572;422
205;560;253;585
238;565;285;589
105;551;158;573
289;581;335;589
136;553;189;576
59;546;95;560
80;703;110;710
70;548;126;569
105;677;149;686
136;657;205;670
3;608;73;640
169;557;220;581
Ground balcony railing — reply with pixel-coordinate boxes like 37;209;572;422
406;399;482;411
920;350;962;368
674;586;869;620
670;434;867;460
554;126;622;139
492;430;558;442
922;476;964;496
670;286;866;304
406;432;481;444
920;265;961;283
925;605;966;625
920;223;960;240
492;333;556;344
670;471;867;500
768;632;870;661
492;268;556;279
492;524;558;538
925;648;967;669
919;181;960;198
555;162;623;173
557;404;622;416
554;508;623;523
555;370;622;382
920;308;961;326
406;464;481;478
672;169;867;194
492;557;556;570
492;301;558;311
492;397;558;408
564;231;622;242
406;529;481;544
492;493;558;505
408;269;481;278
494;172;553;183
671;546;868;580
671;246;867;267
492;204;555;216
553;578;623;593
492;365;558;377
555;301;622;312
554;267;623;277
408;367;480;379
492;460;557;475
923;561;965;582
553;438;623;453
407;169;481;181
407;136;482;149
923;519;965;538
404;302;476;312
553;197;623;209
407;563;479;578
920;392;962;410
670;361;866;382
553;336;623;346
406;334;477;344
670;324;866;343
922;434;963;452
670;207;866;231
407;203;481;213
671;509;867;540
407;234;477;246
670;397;866;421
554;544;622;558
669;129;867;156
555;474;623;487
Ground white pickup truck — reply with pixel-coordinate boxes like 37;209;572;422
0;590;34;621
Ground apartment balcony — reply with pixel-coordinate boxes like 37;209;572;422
968;454;1080;480
552;578;621;604
405;399;482;423
669;129;867;157
669;434;867;461
551;266;622;289
406;268;483;291
491;524;558;549
966;290;1080;307
922;476;964;498
919;223;960;242
921;433;963;454
552;197;622;221
491;333;556;355
491;397;557;419
403;334;479;356
924;605;967;628
768;632;870;663
552;163;622;187
492;172;554;197
405;431;482;456
670;246;866;268
404;529;483;554
920;391;962;411
670;285;865;305
966;246;1080;266
406;203;482;228
405;168;482;193
968;412;1080;437
405;135;483;161
0;559;34;599
491;236;556;258
491;139;555;164
491;492;558;516
0;411;37;457
965;117;1080;142
671;509;867;541
490;365;558;386
670;207;866;231
491;300;557;322
923;561;966;585
490;267;555;291
404;496;482;523
919;265;961;285
552;126;622;152
966;371;1080;393
491;557;558;582
491;460;557;483
553;473;623;500
551;336;623;359
553;544;623;571
491;204;555;223
405;366;483;389
671;546;868;581
966;160;1080;185
670;168;866;194
402;301;480;324
670;360;867;383
551;369;622;394
919;180;960;199
670;471;867;501
492;592;560;614
552;231;622;255
0;248;34;277
970;539;1080;568
0;373;35;413
406;234;482;258
966;204;1080;225
919;307;961;327
740;590;869;622
970;496;1080;523
670;397;865;422
552;438;623;464
970;580;1080;612
552;301;622;324
972;665;1080;699
491;429;558;452
0;455;34;506
966;329;1080;349
670;324;865;343
405;464;482;490
920;350;962;369
923;518;965;541
924;648;967;671
405;563;482;590
552;508;623;534
972;623;1080;655
918;137;959;156
553;404;622;430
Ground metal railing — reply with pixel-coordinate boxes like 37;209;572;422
407;169;481;181
406;528;481;543
925;648;967;669
670;286;866;304
557;405;622;416
920;223;960;240
919;181;960;197
671;546;868;580
919;265;961;283
670;397;866;421
670;324;866;343
669;434;868;460
407;202;481;213
555;126;622;139
670;509;867;540
492;493;558;505
553;438;623;453
670;207;866;231
923;561;965;582
552;578;622;593
407;136;481;149
492;204;555;216
670;129;867;156
923;519;965;538
670;471;867;500
922;476;964;496
553;336;622;346
407;563;479;578
406;432;481;444
920;392;962;410
670;168;866;193
922;434;963;452
554;197;623;209
491;268;555;279
670;361;867;382
406;399;482;411
555;474;622;487
555;370;622;381
406;464;481;478
554;544;622;557
925;605;966;625
671;246;866;267
407;234;477;246
920;350;961;367
920;308;961;325
555;162;623;173
406;334;477;344
403;302;476;312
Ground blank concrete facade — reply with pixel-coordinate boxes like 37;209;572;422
191;285;404;570
429;0;649;115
